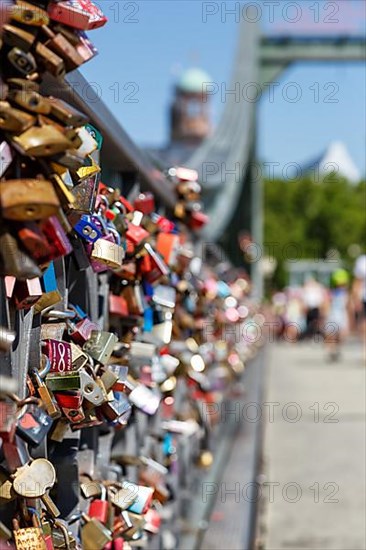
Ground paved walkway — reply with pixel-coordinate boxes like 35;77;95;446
263;339;365;550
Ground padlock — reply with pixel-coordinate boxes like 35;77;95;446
133;193;155;215
39;216;72;259
109;294;129;317
79;369;107;406
101;365;128;393
156;232;180;267
13;516;47;550
11;1;50;26
0;231;42;280
121;482;154;515
126;221;149;250
16;404;53;446
13;277;42;309
34;41;66;78
17;222;53;264
48;96;88;126
46;372;81;392
2;23;36;52
31;368;61;420
0;400;17;443
8;89;52;114
70;408;102;431
125;379;160;416
73;214;102;243
7;47;37;77
88;485;109;524
0;100;36;133
71;173;100;212
0;141;14;177
90;235;125;270
75;125;98;157
48;0;107;31
83;330;118;365
13;125;73;157
0;179;60;221
52;148;85;171
138;243;169;284
152;285;177;309
81;513;112;550
43;339;80;374
67;317;99;345
40;25;84;72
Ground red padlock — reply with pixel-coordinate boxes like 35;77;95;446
126;222;149;247
109;295;129;317
40;216;73;259
18;222;54;264
54;390;83;410
88;485;109;524
188;210;209;230
67;317;99;345
133;193;155;215
138;244;169;284
156;233;180;267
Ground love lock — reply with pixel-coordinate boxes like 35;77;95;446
12;458;56;498
80;370;106;406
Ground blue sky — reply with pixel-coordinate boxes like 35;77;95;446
81;1;366;175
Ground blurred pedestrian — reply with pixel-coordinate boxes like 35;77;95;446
302;275;327;338
324;269;350;361
352;254;366;346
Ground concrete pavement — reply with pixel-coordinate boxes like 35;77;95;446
263;339;365;550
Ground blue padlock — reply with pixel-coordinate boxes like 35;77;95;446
73;215;102;243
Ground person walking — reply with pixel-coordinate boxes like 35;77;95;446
324;269;350;361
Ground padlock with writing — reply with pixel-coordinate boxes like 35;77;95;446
13;515;47;550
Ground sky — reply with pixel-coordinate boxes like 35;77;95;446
81;0;366;176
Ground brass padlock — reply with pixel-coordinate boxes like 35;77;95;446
2;23;36;52
0;178;60;221
7;47;37;78
7;78;40;92
13;517;47;550
35;42;66;79
8;89;52;115
12;125;74;157
0;101;36;133
11;1;50;26
40;25;84;72
48;96;88;126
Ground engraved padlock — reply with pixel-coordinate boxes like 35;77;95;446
90;235;124;271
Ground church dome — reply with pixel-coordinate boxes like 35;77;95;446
177;68;213;94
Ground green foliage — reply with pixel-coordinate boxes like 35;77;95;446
264;175;366;288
